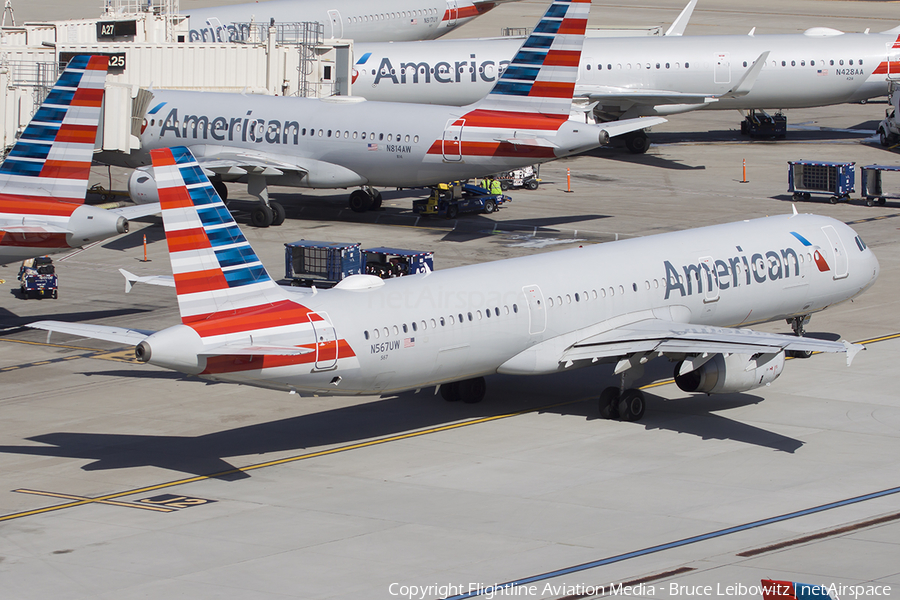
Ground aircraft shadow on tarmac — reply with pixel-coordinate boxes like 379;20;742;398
0;365;804;481
101;217;165;252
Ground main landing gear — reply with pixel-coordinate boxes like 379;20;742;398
622;129;650;154
439;377;486;404
214;176;285;228
786;315;813;359
598;386;646;422
348;187;383;213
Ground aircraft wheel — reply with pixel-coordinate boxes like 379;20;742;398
212;179;228;201
446;205;459;219
459;377;486;404
525;180;539;190
617;388;646;422
250;205;274;227
878;197;887;206
598;387;620;420
349;189;373;213
440;382;460;402
802;193;811;201
624;131;650;154
483;199;495;214
788;349;813;359
270;201;286;226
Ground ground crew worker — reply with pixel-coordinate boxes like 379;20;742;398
490;177;502;195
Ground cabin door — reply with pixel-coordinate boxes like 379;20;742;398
714;53;731;84
821;225;849;280
328;10;343;39
522;285;547;335
309;311;338;369
442;118;464;161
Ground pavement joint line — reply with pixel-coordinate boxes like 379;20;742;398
442;485;900;600
1;332;898;523
13;489;174;512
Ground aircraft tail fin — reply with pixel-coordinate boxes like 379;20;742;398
0;55;109;202
150;146;292;327
473;0;589;117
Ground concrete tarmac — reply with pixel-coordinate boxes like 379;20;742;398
2;1;900;599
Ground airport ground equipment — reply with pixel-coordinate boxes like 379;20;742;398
413;183;510;219
788;160;855;204
860;165;900;206
17;256;58;299
498;166;540;191
284;241;362;287
877;82;900;147
363;248;434;279
741;110;787;139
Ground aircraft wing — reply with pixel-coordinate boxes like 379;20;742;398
119;269;175;293
189;147;308;177
597;116;667;138
498;316;863;375
563;319;862;367
29;320;154;345
578;87;718;108
108;202;162;219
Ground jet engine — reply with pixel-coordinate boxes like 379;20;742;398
674;352;785;394
128;166;159;205
135;324;207;374
66;204;128;246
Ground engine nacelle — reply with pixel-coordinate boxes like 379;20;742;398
674;352;785;394
135;324;207;374
66;204;128;246
128;167;159;205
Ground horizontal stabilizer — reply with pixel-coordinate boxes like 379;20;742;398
0;224;71;235
198;344;315;357
598;117;667;138
109;202;162;220
29;320;154;345
492;137;560;148
119;268;175;293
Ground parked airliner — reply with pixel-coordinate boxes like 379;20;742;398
0;55;159;265
184;0;518;43
113;0;664;226
31;145;879;420
352;21;900;151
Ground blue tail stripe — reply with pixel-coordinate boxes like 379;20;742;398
64;55;91;69
508;51;548;66
522;35;555;50
0;159;44;176
21;124;61;142
224;264;270;287
215;245;260;268
43;89;76;106
7;142;52;160
492;81;534;96
533;20;562;34
179;164;208;186
502;66;540;81
544;4;568;18
171;146;195;165
197;205;233;227
54;71;84;89
31;107;67;124
188;185;220;206
207;225;246;247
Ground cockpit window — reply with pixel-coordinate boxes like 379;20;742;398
855;235;867;251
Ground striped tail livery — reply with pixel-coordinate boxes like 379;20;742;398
0;55;136;264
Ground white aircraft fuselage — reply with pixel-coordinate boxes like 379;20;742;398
124;90;614;187
144;212;878;395
184;0;505;43
353;28;900;116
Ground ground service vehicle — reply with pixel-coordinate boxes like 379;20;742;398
18;256;58;299
413;183;510;218
363;248;434;278
498;166;540;191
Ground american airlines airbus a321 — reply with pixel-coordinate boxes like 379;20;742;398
184;0;519;43
0;56;159;265
118;0;664;227
353;12;900;151
31;145;879;421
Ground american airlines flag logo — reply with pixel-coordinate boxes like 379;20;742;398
410;18;417;24
817;69;828;76
404;337;415;348
367;143;378;151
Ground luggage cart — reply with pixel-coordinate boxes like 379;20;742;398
362;248;434;278
859;164;900;206
284;240;362;287
787;160;855;204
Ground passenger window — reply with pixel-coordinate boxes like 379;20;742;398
494;307;499;316
513;304;518;313
364;330;369;340
402;324;408;333
467;312;473;321
548;297;554;307
393;325;398;335
411;322;417;331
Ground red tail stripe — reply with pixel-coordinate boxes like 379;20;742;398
544;49;582;67
166;227;211;253
70;88;104;108
149;148;177;167
0;197;80;216
872;61;900;75
158;185;195;210
174;269;230;295
459;108;567;130
427;140;556;159
529;81;576;98
86;56;111;70
442;5;480;21
200;339;357;374
184;299;315;337
55;124;99;144
39;160;92;181
558;18;587;35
